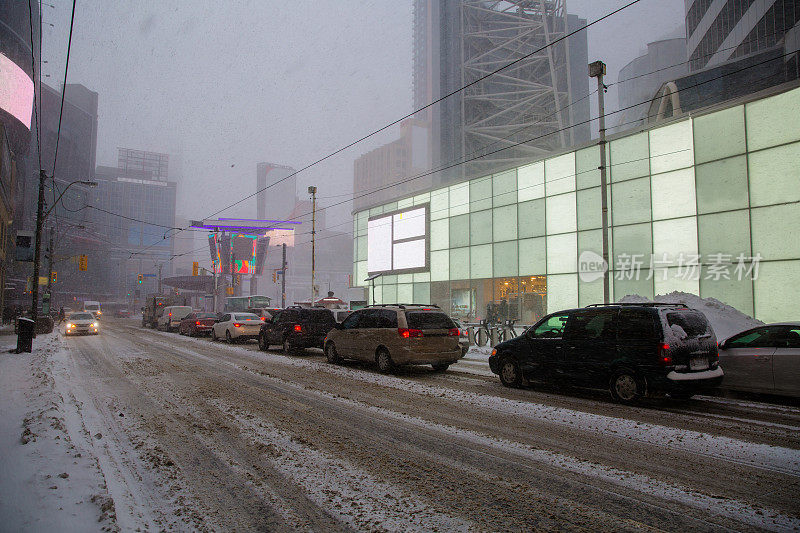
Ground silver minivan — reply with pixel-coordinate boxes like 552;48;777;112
158;306;193;332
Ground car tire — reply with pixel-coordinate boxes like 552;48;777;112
609;369;645;403
325;342;341;364
498;356;522;388
376;348;394;373
258;332;268;351
211;329;218;341
226;330;234;344
431;363;450;372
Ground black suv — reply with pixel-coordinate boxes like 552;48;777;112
488;303;723;402
258;306;338;354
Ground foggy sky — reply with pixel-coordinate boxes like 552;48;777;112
41;0;684;262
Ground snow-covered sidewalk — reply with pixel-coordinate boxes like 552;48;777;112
0;334;115;531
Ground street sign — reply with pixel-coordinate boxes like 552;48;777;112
192;262;199;276
226;287;234;295
78;254;88;271
143;273;156;278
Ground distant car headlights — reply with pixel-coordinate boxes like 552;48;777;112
91;322;99;328
66;323;74;328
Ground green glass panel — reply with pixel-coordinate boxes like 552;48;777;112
383;201;398;212
578;229;602;257
449;182;469;216
397;283;413;303
430;218;449;251
493;169;517;207
547;274;578;314
579;277;605;308
649;120;693;174
470;209;492;245
610;132;649;182
612;177;651;226
470;175;492;212
749;142;800;207
612;223;652;260
613;274;653;301
450;247;470;280
470;244;492;279
430;187;449;220
651;167;696;220
493;240;518;277
518;161;544;202
652;217;698;259
382;284;397;304
546;233;577;274
372;285;383;305
519;237;546;276
700;269;754;317
356;261;367;287
356;235;367;261
368;206;383;217
575;145;601;190
413;282;431;304
430;250;449;281
754;260;800;323
751;204;800;261
413;193;430;206
695;156;749;215
450;213;470;248
577;187;601;231
698;210;751;258
545;192;576;234
397;274;413;284
397;197;414;209
653;266;700;297
693;105;746;163
413;272;430;283
493;205;517;242
517;199;546;239
356;211;368;237
746;87;800;151
545;153;575;195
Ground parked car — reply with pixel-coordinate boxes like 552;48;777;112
331;309;352;323
248;307;283;321
488;303;723;403
451;318;470;357
157;306;193;332
717;322;800;398
212;312;262;343
64;312;99;336
259;307;337;354
179;312;219;336
115;308;131;318
324;304;463;372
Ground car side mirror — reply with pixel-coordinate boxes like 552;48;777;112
718;340;727;350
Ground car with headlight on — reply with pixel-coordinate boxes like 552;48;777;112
64;312;100;335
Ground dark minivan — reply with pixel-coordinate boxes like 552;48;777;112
488;303;723;402
258;306;338;354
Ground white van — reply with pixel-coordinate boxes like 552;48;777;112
83;300;101;316
157;306;193;332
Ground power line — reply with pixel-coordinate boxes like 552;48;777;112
51;0;77;176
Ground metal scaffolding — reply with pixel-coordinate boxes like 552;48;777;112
460;0;574;178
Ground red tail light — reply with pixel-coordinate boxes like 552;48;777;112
168;312;172;317
659;343;672;365
195;321;201;326
448;328;460;336
294;324;302;332
398;328;423;338
233;323;242;327
260;317;265;321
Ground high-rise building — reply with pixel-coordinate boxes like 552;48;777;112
414;0;590;186
256;162;297;221
686;1;800;72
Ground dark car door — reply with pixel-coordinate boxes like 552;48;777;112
263;311;283;344
182;313;196;333
519;312;571;379
616;308;660;376
560;309;618;387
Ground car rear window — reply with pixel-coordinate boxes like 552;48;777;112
196;312;217;319
666;311;711;337
406;312;455;330
235;313;259;320
300;309;336;323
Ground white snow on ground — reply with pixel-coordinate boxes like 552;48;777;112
619;291;763;341
221;369;800;531
210;399;473;532
0;334;116;531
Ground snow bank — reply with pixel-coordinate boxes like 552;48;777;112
619;292;763;341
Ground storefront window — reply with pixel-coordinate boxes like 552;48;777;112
519;275;547;324
491;277;519;323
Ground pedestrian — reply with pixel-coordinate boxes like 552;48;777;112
58;307;65;324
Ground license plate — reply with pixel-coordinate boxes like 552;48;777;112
690;357;709;370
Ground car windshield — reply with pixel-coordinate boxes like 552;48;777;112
196;313;217;319
406;312;455;330
70;313;94;320
666;311;711;337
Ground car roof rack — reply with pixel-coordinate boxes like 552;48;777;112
585;302;689;308
363;303;441;309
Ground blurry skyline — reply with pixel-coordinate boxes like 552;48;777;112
40;0;684;238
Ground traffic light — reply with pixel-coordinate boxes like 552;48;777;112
272;271;276;283
78;254;88;271
137;273;143;283
192;261;199;276
51;271;57;283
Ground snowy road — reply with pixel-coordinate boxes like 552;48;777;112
16;318;800;531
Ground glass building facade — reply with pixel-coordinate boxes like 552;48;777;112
352;85;800;324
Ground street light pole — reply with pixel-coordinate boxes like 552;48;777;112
589;60;611;304
308;186;317;307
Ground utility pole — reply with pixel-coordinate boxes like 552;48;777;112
308;186;317;307
30;169;47;327
281;242;287;308
157;263;163;294
589;60;610;304
46;227;53;292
